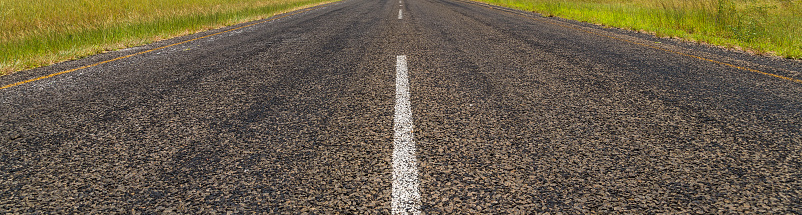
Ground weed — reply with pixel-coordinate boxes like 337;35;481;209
475;0;802;59
0;0;336;75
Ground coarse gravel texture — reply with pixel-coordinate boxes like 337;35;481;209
1;0;801;213
409;0;802;213
2;0;397;213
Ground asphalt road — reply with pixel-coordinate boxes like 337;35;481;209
2;0;801;213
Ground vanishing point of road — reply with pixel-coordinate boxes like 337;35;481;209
2;0;801;213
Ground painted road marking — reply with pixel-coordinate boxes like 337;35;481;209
0;4;329;90
392;55;421;215
460;0;802;84
398;9;403;19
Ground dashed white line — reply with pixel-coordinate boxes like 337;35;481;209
398;9;403;19
392;55;420;215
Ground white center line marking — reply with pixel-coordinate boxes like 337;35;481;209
392;55;420;215
398;9;403;19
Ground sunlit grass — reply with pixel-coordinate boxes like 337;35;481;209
0;0;337;75
475;0;802;59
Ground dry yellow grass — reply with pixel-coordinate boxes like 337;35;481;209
476;0;802;59
0;0;337;75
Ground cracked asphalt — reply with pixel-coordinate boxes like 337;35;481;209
1;0;801;213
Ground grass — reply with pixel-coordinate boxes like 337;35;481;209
473;0;802;59
0;0;337;76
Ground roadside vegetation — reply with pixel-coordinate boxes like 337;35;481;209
475;0;802;59
0;0;336;75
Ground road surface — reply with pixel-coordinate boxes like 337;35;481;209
2;0;801;213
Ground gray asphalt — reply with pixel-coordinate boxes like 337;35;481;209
1;0;801;213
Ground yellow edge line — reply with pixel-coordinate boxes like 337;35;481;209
465;0;802;85
1;7;317;90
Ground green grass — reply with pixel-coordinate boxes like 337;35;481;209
474;0;802;59
0;0;337;75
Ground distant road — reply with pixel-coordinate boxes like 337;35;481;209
2;0;800;213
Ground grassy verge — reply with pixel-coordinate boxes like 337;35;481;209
0;0;337;76
473;0;802;59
